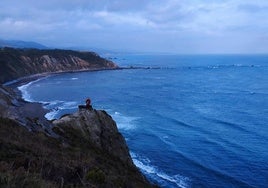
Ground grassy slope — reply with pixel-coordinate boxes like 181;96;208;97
0;117;152;187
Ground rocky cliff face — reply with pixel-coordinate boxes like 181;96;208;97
0;85;155;187
0;85;53;133
53;109;133;165
0;47;155;187
0;47;118;84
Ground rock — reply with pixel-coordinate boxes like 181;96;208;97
0;88;156;187
0;84;53;134
0;47;156;187
0;47;119;84
53;109;133;165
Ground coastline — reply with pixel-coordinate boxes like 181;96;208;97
4;66;161;88
1;64;166;137
0;67;123;132
4;67;121;88
5;65;157;105
2;67;122;127
0;48;158;187
5;67;122;111
0;76;157;187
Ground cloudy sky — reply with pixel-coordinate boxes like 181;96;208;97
0;0;268;53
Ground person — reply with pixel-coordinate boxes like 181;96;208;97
85;98;91;109
79;98;93;110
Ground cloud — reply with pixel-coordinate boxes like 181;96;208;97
0;0;267;53
238;3;268;12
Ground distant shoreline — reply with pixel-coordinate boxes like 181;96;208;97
4;66;161;88
3;65;163;122
3;66;154;121
4;67;120;88
2;67;122;123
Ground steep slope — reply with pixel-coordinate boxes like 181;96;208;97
0;47;118;83
0;47;156;187
0;85;52;133
0;86;156;187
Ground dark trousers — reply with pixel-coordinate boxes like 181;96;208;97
78;105;93;110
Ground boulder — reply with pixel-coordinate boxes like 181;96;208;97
53;109;133;165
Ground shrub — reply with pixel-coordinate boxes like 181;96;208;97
86;168;105;184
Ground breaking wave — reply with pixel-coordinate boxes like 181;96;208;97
131;152;190;188
18;79;45;102
42;100;78;120
110;111;139;130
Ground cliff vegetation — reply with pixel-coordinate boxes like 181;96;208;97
0;47;118;84
0;84;155;187
0;47;155;187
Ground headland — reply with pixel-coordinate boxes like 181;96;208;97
0;47;156;187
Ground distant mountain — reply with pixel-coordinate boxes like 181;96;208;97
0;39;48;49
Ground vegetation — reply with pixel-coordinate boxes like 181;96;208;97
86;168;106;184
0;47;117;84
0;46;154;187
0;117;154;187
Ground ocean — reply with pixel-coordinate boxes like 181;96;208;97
19;54;268;188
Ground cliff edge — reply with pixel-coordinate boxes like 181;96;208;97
53;109;133;165
0;47;118;84
0;85;155;187
0;47;156;187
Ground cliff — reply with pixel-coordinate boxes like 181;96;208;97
53;109;133;165
0;85;52;133
0;47;118;84
0;85;155;187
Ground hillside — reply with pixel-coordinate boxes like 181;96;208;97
0;84;155;187
0;113;153;187
0;47;118;84
0;39;48;49
0;47;156;187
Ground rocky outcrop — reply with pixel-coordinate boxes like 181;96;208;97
0;47;118;84
0;85;53;133
0;47;156;187
0;85;156;187
53;109;133;165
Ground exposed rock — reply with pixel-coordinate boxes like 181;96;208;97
0;47;156;187
53;109;133;165
0;47;119;84
0;84;53;134
0;84;156;187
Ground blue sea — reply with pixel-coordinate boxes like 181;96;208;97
19;54;268;188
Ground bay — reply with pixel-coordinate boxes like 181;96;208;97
19;54;268;188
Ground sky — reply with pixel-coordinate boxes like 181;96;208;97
0;0;268;54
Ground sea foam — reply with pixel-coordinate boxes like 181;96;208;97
131;152;190;188
43;100;78;120
18;79;43;102
18;81;79;120
111;111;138;130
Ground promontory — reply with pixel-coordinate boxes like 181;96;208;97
0;47;156;187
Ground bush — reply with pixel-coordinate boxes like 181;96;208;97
86;168;105;184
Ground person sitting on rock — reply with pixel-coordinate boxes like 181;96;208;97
85;98;91;108
79;98;93;110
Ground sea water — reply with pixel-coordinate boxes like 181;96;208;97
19;54;268;188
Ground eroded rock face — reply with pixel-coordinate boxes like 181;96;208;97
0;85;53;133
0;47;119;83
53;109;133;165
0;87;155;187
0;46;155;187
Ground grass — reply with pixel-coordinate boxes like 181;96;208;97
0;117;155;187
